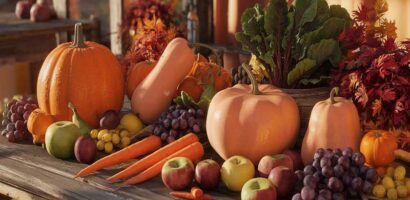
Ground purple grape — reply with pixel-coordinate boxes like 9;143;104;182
328;177;343;192
17;106;25;115
171;110;179;118
342;147;353;157
160;132;168;141
10;104;18;114
352;152;365;166
313;171;322;180
333;164;344;178
188;108;196;115
188;117;195;127
192;124;200;133
180;111;189;119
295;170;304;182
351;177;363;191
162;118;171;129
7;100;17;108
365;168;378;183
196;109;204;118
6;132;16;143
337;156;350;169
362;180;372;194
304;165;316;176
23;111;31;120
331;155;340;165
301;186;315;200
324;149;333;158
7;123;15;132
179;118;188;129
153;126;161;135
166;113;173;119
167;136;176;143
312;158;321;170
23;130;31;141
321;166;334;177
171;119;179;129
303;175;318;189
333;149;342;156
169;129;178;138
332;193;346;200
342;175;352;185
314;150;324;160
169;105;176;111
349;167;359;177
320;157;332;168
347;187;358;197
318;189;332;200
7;111;12;119
11;113;23;123
15;120;25;131
291;193;302;200
14;130;24;141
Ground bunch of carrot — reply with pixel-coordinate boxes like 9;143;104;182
75;133;204;188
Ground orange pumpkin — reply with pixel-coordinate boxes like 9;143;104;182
36;23;124;127
189;60;232;92
301;87;361;165
126;61;155;99
206;64;299;164
360;130;397;167
27;109;55;144
177;76;204;102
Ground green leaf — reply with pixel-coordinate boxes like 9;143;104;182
294;0;318;30
282;11;295;50
197;83;216;112
329;5;351;23
264;0;288;43
241;5;265;36
299;17;348;48
287;58;317;85
307;39;339;65
300;76;330;85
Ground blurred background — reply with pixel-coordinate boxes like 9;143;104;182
0;0;409;107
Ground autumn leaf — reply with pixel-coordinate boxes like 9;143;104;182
371;99;382;117
399;52;410;65
382;88;396;102
354;85;368;107
381;19;397;39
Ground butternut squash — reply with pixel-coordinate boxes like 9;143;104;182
131;38;196;123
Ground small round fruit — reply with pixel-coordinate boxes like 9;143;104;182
120;130;129;138
74;136;97;164
291;193;302;200
104;142;114;153
387;166;395;177
387;188;398;200
90;129;98;139
373;184;386;198
112;134;120;145
121;136;131;147
96;140;105;151
406;180;410;192
383;176;395;189
102;133;112;142
120;113;143;133
6;132;16;143
301;186;315;200
394;166;406;181
97;129;108;140
99;110;120;130
397;185;408;198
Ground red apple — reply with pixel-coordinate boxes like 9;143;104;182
30;2;51;22
195;159;221;190
268;166;297;198
241;178;277;200
283;149;303;170
15;0;32;19
74;136;96;164
161;157;194;190
257;154;293;177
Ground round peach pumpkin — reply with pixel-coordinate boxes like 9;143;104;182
36;23;124;127
301;87;361;165
27;108;55;144
206;64;299;164
360;130;397;167
126;61;155;99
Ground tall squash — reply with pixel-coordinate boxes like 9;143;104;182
301;87;361;165
37;23;124;127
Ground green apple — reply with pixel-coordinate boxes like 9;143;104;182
241;178;277;200
161;157;194;190
221;155;255;192
45;121;81;159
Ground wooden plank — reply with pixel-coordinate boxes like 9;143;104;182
109;0;124;56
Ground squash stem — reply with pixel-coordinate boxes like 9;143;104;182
330;87;339;104
242;63;261;95
71;23;87;48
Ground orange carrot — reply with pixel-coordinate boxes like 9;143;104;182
119;142;204;187
75;135;161;178
107;133;199;181
169;191;195;200
191;187;203;199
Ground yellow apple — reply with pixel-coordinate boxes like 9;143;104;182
221;155;255;192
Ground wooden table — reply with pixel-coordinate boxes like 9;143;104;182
0;136;239;200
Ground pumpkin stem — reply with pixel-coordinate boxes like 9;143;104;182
71;23;87;48
242;63;261;95
330;87;339;104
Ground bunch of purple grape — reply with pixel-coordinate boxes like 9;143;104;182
292;148;378;200
152;104;205;143
1;97;37;143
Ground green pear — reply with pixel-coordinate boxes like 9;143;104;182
68;102;92;136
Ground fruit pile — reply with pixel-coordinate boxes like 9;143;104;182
372;164;409;199
152;104;205;143
292;148;376;199
1;96;37;143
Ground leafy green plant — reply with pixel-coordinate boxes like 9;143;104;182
236;0;351;88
